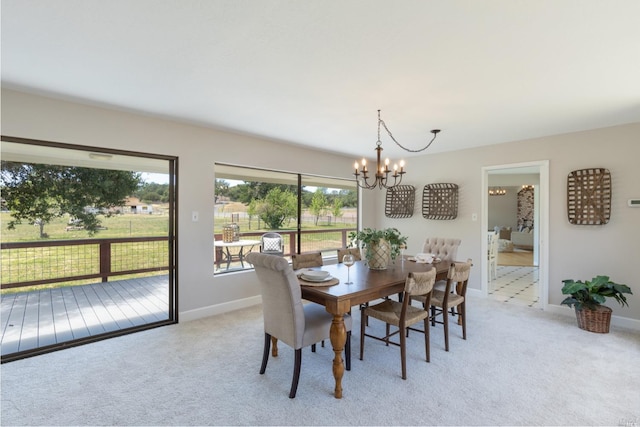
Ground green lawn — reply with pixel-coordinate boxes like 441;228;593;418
1;209;356;294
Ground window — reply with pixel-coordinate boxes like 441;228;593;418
214;164;358;273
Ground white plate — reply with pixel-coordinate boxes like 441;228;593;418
301;274;334;282
300;270;329;279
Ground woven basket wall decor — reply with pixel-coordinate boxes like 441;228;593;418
567;168;611;225
422;183;458;220
385;185;415;218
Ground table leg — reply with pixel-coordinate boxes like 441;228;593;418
238;246;245;268
329;313;347;399
224;247;232;270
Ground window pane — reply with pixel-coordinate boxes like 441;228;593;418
213;164;358;274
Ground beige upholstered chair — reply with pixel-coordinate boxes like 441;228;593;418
360;269;436;380
246;252;351;398
291;251;323;270
412;259;472;352
260;232;284;256
337;247;361;262
422;237;461;261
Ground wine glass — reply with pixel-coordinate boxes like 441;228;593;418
342;254;355;284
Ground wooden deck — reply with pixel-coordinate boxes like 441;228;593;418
1;275;169;357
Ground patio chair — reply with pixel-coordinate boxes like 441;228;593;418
260;232;284;256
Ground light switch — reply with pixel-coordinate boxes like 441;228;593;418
192;211;199;222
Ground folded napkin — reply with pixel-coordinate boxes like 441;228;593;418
415;253;435;263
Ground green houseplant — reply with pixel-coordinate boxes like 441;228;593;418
348;227;407;270
561;275;632;333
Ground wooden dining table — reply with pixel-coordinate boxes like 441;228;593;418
299;256;451;398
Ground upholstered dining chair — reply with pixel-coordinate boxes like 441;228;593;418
260;232;285;256
246;252;351;398
411;259;472;352
422;237;461;262
291;251;323;270
337;247;361;262
360;269;436;380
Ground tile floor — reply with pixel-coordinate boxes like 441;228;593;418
489;265;540;309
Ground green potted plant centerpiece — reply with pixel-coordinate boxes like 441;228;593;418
349;227;407;270
561;275;632;333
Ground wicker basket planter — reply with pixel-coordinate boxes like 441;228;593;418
366;239;390;270
575;305;612;333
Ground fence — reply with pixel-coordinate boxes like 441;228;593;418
1;237;170;290
1;227;357;287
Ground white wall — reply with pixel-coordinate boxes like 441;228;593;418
375;123;640;322
3;89;639;325
488;188;518;230
0;89;358;319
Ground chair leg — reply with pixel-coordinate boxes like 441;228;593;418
260;333;271;374
385;323;391;346
461;302;467;340
360;310;366;361
400;324;407;380
311;343;316;352
271;336;278;357
431;305;436;326
345;331;351;371
289;349;302;398
424;318;430;363
443;306;450;352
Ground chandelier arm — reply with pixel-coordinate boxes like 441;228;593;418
379;118;439;153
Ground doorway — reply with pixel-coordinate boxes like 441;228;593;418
1;137;178;362
482;161;549;310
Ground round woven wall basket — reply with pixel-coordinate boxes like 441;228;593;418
575;305;612;333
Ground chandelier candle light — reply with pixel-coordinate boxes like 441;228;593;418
354;110;440;190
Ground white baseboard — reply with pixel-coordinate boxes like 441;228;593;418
546;303;640;332
180;292;640;333
179;295;262;322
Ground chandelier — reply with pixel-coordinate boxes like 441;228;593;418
489;187;507;196
353;110;440;190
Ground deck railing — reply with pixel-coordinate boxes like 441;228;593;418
1;227;357;287
213;228;356;271
1;236;169;290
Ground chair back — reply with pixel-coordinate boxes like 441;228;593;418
488;232;498;259
260;232;284;256
444;258;473;297
405;269;436;296
291;252;323;270
422;237;461;261
337;247;361;262
245;252;305;349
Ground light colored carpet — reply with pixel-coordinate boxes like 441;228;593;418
2;295;639;426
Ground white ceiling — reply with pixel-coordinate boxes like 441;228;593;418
2;0;640;161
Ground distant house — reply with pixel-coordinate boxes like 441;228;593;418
123;197;153;214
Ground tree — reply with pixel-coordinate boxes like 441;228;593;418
257;188;297;229
309;189;328;225
330;199;343;224
1;161;141;238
